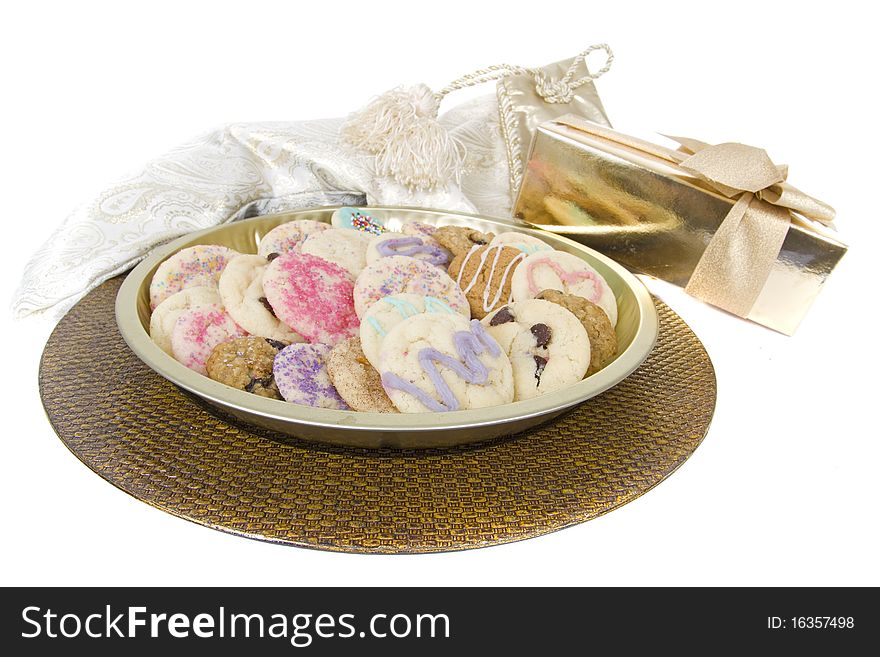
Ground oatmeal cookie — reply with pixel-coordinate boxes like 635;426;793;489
432;226;496;258
206;336;288;399
536;288;617;375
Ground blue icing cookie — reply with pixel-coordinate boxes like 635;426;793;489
358;292;467;369
331;207;388;235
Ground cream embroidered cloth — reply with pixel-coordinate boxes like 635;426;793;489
13;94;510;319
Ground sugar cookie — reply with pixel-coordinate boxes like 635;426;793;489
262;252;359;345
331;207;389;236
300;227;374;277
359;293;465;369
482;299;590;401
149;245;238;310
400;220;438;238
365;232;451;268
170;305;246;375
149;286;221;356
273;343;350;410
510;250;618;326
379;314;513;412
353;255;468;319
218;254;304;342
257;219;329;257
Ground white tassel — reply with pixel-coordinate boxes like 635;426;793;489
340;83;463;191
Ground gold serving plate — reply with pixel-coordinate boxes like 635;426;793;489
115;207;658;449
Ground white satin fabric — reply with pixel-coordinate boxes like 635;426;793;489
13;94;511;319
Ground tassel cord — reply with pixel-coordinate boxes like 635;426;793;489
340;44;613;190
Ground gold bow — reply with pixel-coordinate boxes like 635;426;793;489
552;117;837;318
665;138;835;316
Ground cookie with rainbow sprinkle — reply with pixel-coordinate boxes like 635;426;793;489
300;227;375;278
353;255;468;319
331;206;389;236
149;245;239;310
257;219;329;257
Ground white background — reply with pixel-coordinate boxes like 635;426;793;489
1;0;877;586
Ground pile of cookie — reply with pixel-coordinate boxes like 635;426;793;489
147;207;619;413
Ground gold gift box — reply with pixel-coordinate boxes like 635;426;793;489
513;115;846;335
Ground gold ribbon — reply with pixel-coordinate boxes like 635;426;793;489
671;139;835;316
554;118;836;317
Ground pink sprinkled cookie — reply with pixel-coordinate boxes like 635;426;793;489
257;219;330;257
218;254;304;343
149;286;222;356
170;305;246;375
149;245;239;310
273;343;349;410
262;252;359;345
353;255;469;319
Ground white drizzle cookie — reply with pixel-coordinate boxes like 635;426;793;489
448;244;525;319
489;231;554;254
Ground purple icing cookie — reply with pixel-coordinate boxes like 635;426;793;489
366;232;451;268
400;221;438;238
273;343;350;410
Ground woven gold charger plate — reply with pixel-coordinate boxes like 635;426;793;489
39;275;716;554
